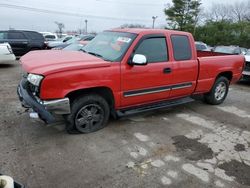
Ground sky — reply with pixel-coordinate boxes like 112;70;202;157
0;0;242;33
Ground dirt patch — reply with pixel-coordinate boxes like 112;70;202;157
172;135;213;161
234;144;246;152
219;160;250;186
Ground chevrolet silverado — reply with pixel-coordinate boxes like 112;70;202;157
17;29;245;134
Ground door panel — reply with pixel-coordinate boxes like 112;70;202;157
121;62;173;107
7;32;28;56
169;34;198;98
170;59;198;98
121;35;173;107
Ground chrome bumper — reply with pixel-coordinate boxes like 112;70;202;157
43;98;71;114
18;78;71;124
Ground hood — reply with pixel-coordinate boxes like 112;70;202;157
20;50;111;75
48;41;64;47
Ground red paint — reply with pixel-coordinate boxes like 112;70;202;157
20;29;244;110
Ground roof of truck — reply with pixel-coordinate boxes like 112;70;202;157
110;28;191;36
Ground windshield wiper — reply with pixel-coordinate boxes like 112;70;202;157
80;49;87;53
83;50;111;61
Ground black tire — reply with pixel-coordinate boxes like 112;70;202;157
204;76;229;105
65;94;110;134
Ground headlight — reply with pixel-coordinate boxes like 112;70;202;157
27;73;44;86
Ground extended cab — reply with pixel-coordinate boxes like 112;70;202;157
17;29;245;134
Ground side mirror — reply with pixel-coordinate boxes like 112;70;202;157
131;54;147;66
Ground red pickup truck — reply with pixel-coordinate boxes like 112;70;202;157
17;29;244;134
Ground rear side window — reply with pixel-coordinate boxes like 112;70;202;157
171;35;192;61
24;31;44;40
45;35;56;39
134;37;168;63
8;32;26;40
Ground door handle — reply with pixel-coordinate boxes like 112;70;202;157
163;68;172;74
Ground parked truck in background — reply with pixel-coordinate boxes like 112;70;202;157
17;29;245;134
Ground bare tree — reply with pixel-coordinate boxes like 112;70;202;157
244;0;250;21
206;3;231;22
55;21;65;38
230;1;249;22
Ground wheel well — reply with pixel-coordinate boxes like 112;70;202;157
66;87;115;109
216;71;233;82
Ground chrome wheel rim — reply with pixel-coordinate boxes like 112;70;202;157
215;82;227;101
75;104;104;132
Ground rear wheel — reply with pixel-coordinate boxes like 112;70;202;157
65;94;110;134
204;76;229;105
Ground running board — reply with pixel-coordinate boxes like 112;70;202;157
116;97;194;117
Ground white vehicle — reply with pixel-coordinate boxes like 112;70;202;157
243;50;250;79
47;35;74;48
0;43;16;63
40;32;58;41
195;41;211;51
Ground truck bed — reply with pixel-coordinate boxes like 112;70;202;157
197;50;235;57
195;51;245;94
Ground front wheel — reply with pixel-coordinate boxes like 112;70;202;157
204;76;229;105
65;94;110;134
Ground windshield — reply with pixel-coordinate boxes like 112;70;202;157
246;50;250;55
83;31;137;62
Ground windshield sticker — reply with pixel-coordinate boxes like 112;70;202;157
117;37;131;43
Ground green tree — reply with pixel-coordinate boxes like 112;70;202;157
164;0;201;32
194;21;250;48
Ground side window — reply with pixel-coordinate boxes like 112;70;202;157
8;32;26;40
24;32;44;40
134;37;168;63
0;32;7;39
171;35;192;61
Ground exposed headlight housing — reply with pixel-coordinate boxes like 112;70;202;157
27;73;44;86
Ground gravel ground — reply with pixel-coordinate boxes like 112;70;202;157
0;62;250;188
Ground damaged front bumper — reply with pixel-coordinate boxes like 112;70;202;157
17;78;70;124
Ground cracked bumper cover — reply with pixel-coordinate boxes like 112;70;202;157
17;79;70;124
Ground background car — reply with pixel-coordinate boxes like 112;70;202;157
62;42;85;51
243;50;250;80
213;46;242;54
47;35;74;49
195;41;211;51
0;30;46;57
52;34;95;50
40;32;58;41
240;47;248;55
0;43;16;63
